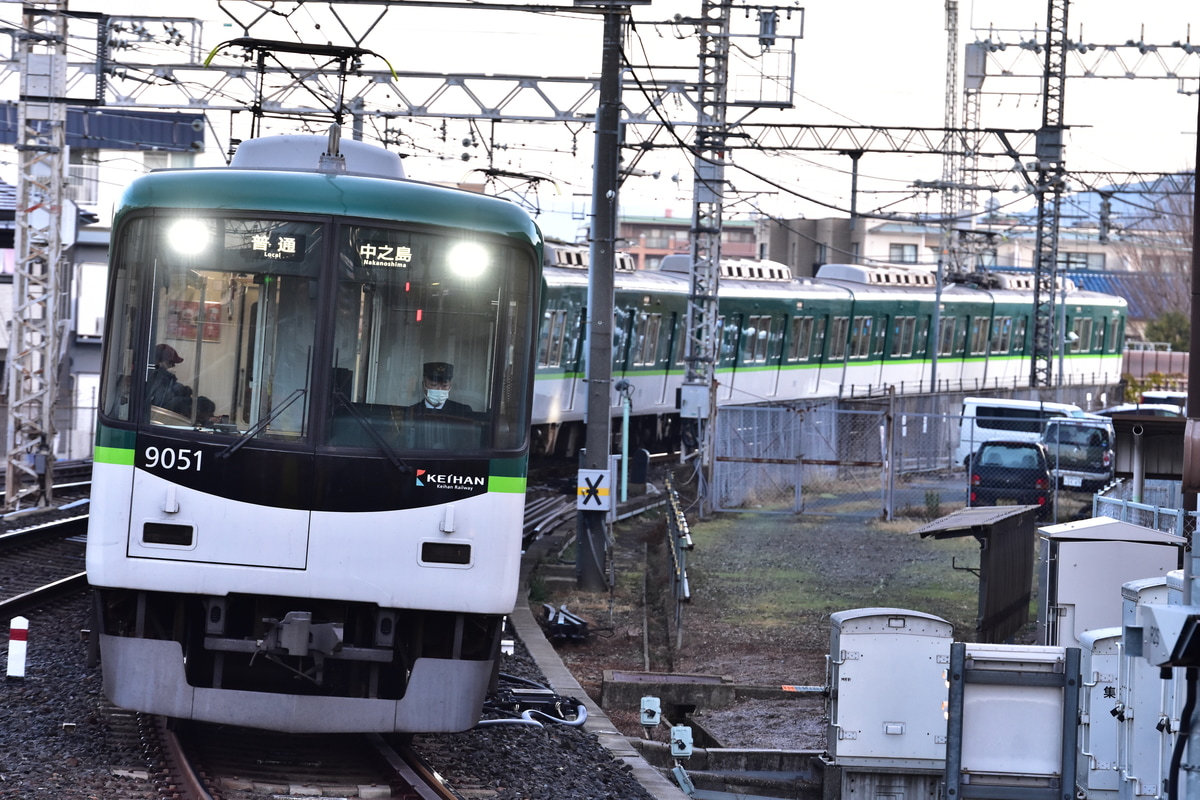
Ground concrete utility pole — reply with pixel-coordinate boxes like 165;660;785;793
7;0;68;508
576;1;629;591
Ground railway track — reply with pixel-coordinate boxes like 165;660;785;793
0;467;660;800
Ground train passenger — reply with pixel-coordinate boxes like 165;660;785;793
194;396;216;427
146;343;193;417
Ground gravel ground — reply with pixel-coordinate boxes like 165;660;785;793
0;595;153;800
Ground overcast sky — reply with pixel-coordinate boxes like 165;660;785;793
3;0;1197;241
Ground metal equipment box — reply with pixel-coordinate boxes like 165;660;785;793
827;607;953;768
1038;516;1183;649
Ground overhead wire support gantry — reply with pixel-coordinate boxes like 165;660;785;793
6;0;69;509
1030;0;1068;390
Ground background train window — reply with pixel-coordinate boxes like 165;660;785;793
1106;317;1122;352
633;313;663;366
745;315;771;363
849;315;873;359
1012;317;1028;352
989;316;1013;354
937;318;956;357
787;316;813;362
873;315;887;357
1070;317;1092;353
890;316;916;357
538;309;568;368
829;316;850;360
969;318;990;355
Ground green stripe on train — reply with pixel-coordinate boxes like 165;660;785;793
94;445;136;466
488;475;527;494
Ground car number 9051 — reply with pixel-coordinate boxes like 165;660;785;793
144;446;203;472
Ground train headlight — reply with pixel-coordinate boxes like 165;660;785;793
447;242;488;278
168;218;211;255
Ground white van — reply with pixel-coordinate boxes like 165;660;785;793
954;397;1087;465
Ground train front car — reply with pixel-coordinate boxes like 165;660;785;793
86;133;543;734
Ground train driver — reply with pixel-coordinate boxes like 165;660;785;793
408;362;473;418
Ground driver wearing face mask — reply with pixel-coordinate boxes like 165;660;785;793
409;361;473;416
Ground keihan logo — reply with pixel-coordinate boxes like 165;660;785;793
414;468;487;490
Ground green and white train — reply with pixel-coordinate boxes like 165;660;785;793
533;247;1127;457
87;130;543;734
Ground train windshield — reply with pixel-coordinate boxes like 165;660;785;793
99;212;536;454
328;224;534;452
101;214;322;441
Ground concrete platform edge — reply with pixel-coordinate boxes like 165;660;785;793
509;588;690;799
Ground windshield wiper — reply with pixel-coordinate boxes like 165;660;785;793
216;388;307;460
331;390;412;473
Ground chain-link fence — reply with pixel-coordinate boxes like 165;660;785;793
711;389;1129;520
712;403;886;515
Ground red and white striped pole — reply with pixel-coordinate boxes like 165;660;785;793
7;616;28;679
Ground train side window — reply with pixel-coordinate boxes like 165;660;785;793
1070;317;1092;353
849;315;873;359
936;317;958;357
1106;317;1121;353
633;313;662;366
719;314;741;366
989;316;1012;354
969;317;990;356
811;317;827;361
829;316;850;360
745;315;770;364
787;316;813;362
1012;316;1028;353
890;316;915;358
538;310;568;368
873;315;887;357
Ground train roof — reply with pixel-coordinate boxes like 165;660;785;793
116;168;541;246
816;262;937;287
660;253;794;282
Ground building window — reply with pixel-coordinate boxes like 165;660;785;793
144;151;196;172
1057;251;1105;271
889;243;918;264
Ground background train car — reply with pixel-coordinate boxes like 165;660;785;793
532;246;1127;458
86;131;543;734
